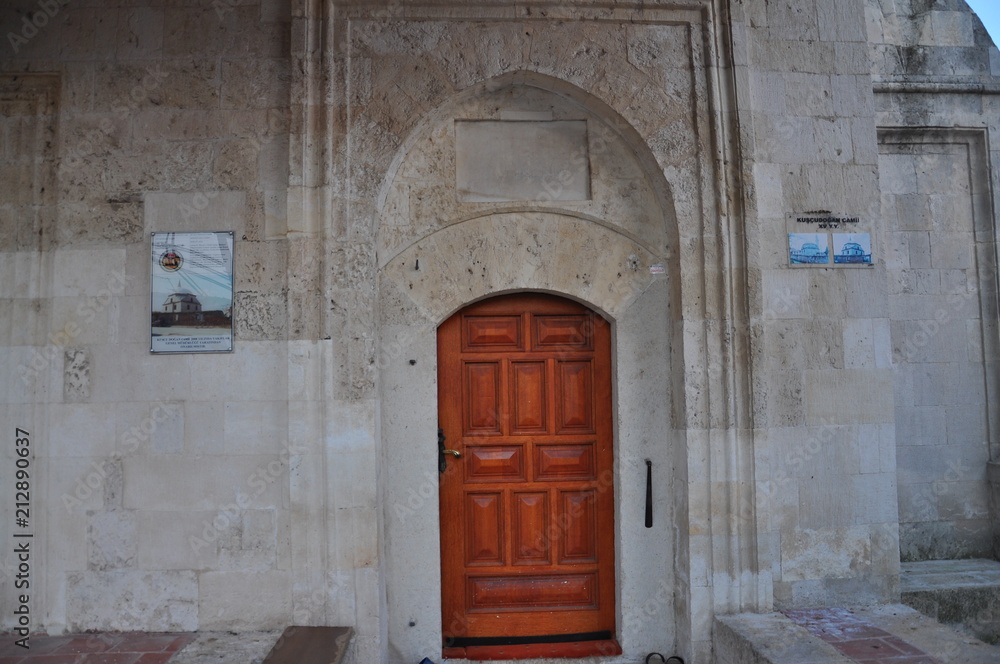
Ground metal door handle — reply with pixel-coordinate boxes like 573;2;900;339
645;459;653;528
438;428;461;473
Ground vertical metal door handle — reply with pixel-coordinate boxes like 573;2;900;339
438;428;461;473
645;459;653;528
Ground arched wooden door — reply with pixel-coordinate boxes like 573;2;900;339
437;293;618;659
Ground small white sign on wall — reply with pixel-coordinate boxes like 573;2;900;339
150;231;234;354
787;215;874;268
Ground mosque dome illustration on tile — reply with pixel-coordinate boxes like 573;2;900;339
834;240;872;264
791;241;829;264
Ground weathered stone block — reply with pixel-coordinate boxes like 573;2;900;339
880;152;920;195
87;510;136;571
813;117;855;163
818;0;867;43
0;297;48;346
843;318;876;368
115;7;164;60
214;139;260;189
198;570;292;630
235;240;288;294
900;519;995;560
137;510;223;570
234;291;288;341
779;573;897;608
914;361;986;406
895;404;947;446
122;455;285;512
221;58;291;110
63;347;90;402
87;344;190;404
48;403;116;458
224;401;288;455
930;231;974;269
92;61;219;113
66;570;198;632
765;1;820;43
804;369;894;425
52;248;127;298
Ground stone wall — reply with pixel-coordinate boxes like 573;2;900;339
868;0;1000;561
880;130;994;560
735;0;901;609
0;1;998;663
0;0;309;638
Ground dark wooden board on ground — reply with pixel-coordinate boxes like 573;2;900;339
262;627;353;664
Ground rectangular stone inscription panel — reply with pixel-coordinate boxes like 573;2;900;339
455;120;591;202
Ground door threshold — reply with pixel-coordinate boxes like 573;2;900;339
444;639;622;660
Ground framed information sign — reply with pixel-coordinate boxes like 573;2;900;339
786;214;874;268
150;231;234;354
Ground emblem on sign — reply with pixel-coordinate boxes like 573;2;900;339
159;249;183;272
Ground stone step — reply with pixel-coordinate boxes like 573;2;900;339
261;627;353;664
715;604;998;664
900;558;1000;644
716;611;854;664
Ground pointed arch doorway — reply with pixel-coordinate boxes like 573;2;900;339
437;292;619;659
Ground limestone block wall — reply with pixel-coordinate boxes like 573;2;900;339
867;0;1000;561
735;0;901;609
1;0;998;662
879;131;995;560
0;0;351;638
869;0;998;86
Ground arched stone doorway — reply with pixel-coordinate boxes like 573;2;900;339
375;74;683;661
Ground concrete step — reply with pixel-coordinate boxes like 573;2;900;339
900;558;1000;643
716;611;853;663
715;604;998;664
169;631;282;664
261;627;353;664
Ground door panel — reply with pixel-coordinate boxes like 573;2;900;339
556;361;594;432
464;362;501;433
512;492;550;564
467;493;504;565
466;446;524;481
511;362;547;432
560;490;597;562
438;293;615;655
536;444;594;479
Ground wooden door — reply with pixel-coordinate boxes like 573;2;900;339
438;293;617;658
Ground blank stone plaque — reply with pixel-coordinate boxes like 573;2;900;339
455;120;591;202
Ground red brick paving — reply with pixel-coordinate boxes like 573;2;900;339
132;654;175;664
784;608;944;664
0;634;195;664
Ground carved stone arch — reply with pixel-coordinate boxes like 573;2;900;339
375;72;679;270
382;211;660;322
373;69;680;251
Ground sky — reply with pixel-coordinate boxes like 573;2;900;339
965;0;1000;46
